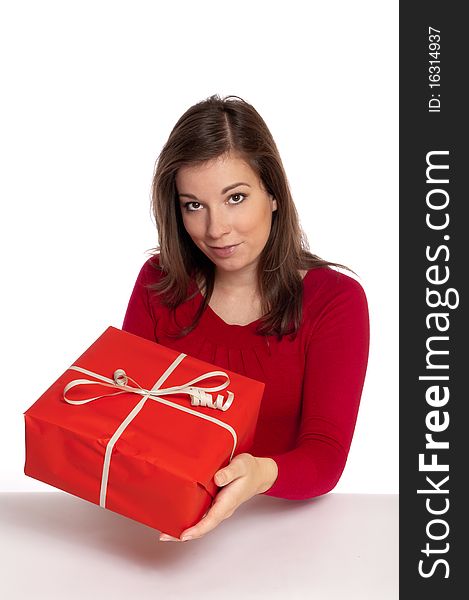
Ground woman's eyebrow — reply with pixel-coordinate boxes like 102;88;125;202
178;182;251;200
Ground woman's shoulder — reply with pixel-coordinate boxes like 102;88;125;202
302;266;368;316
303;265;366;291
136;253;164;283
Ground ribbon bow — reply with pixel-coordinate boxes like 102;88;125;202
63;365;234;411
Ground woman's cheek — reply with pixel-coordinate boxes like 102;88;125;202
182;214;201;239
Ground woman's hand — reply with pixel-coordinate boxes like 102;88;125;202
159;453;278;542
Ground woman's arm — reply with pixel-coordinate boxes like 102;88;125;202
262;275;370;500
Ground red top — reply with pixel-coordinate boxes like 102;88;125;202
122;255;370;500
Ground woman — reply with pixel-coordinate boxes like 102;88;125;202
122;94;370;542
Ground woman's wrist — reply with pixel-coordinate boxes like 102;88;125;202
255;456;279;494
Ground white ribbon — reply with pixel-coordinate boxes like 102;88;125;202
63;353;237;507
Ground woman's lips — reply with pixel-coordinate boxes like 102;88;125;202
208;243;241;258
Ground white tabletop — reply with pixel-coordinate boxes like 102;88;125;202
0;492;398;599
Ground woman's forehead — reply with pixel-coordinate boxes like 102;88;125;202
176;154;259;189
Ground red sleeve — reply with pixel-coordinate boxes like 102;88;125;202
122;258;158;342
262;275;370;500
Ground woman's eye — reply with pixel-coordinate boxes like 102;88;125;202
228;193;246;204
184;201;202;211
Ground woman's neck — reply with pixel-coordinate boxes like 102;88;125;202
213;265;258;296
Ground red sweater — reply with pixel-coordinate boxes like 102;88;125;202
122;256;370;500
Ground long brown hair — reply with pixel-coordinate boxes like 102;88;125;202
149;94;349;340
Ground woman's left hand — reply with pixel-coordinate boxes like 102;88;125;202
159;453;278;542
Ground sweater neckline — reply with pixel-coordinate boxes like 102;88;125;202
204;302;262;328
195;269;314;329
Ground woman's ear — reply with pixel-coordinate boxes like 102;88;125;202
271;197;278;212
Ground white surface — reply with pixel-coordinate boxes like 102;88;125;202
0;492;398;599
1;1;398;494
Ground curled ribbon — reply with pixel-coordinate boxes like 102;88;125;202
63;365;235;411
63;353;237;508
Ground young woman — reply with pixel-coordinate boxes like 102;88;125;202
122;94;370;542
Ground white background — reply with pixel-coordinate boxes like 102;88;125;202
1;1;398;494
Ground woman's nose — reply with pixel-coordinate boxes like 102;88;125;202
206;209;231;240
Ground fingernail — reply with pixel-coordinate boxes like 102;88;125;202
181;535;193;542
159;535;174;542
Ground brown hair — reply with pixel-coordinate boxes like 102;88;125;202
149;94;350;340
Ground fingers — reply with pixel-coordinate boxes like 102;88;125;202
159;509;210;542
159;455;254;543
214;453;250;487
159;533;180;542
180;495;233;541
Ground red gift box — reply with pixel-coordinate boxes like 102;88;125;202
24;326;264;537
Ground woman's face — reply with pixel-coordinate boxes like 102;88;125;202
175;153;277;277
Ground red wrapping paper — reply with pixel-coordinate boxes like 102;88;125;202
24;326;264;537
